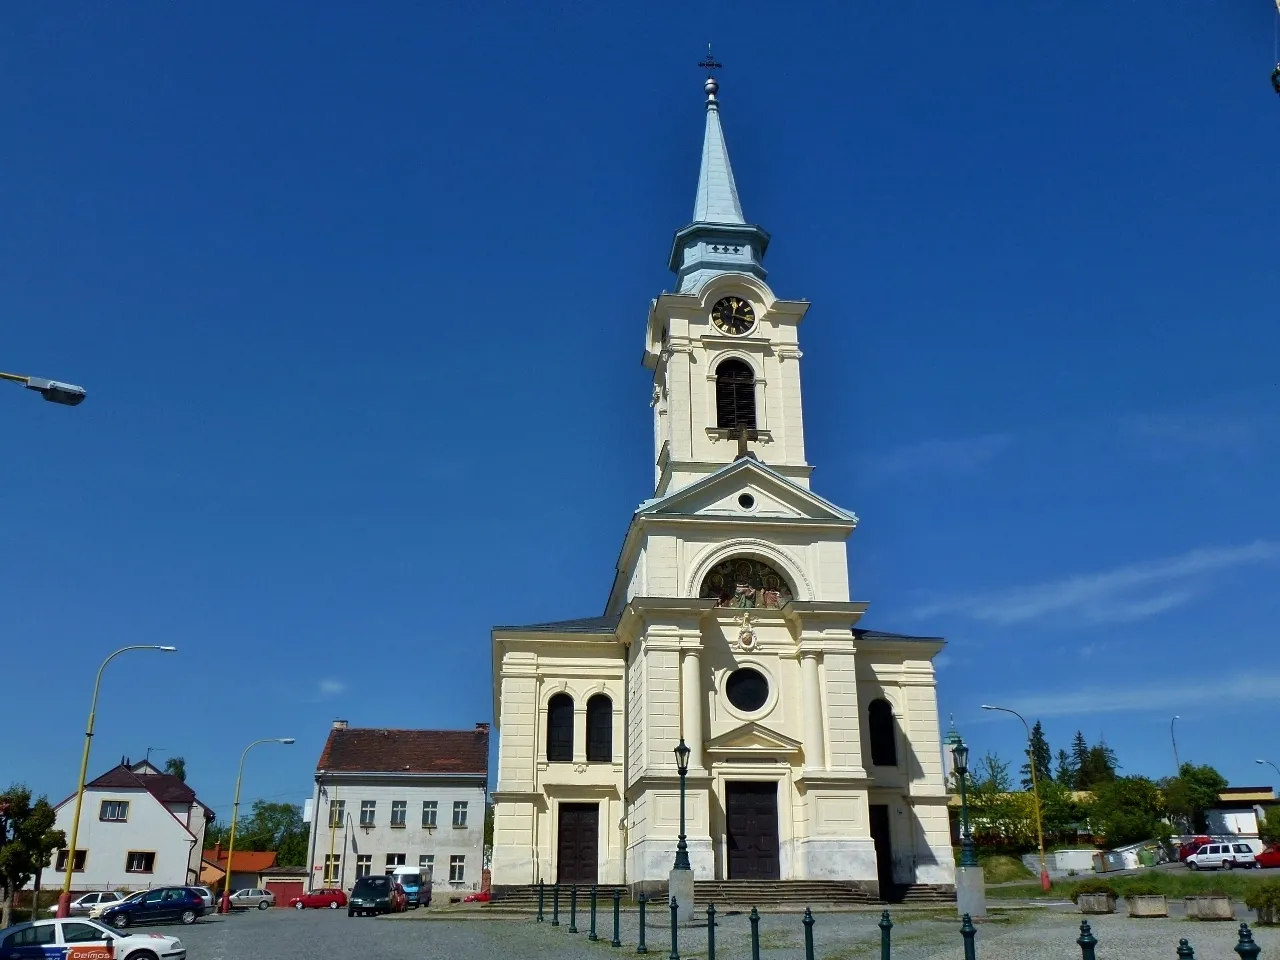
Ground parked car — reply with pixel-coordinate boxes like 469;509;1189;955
348;875;399;916
1185;841;1258;870
1179;836;1212;861
391;882;408;913
45;891;124;915
226;888;275;910
99;886;205;928
1255;845;1280;869
289;889;348;910
0;918;186;960
462;891;491;903
90;890;143;919
190;886;215;910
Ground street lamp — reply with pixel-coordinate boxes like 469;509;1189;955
219;738;295;914
952;740;977;867
57;645;178;917
0;371;87;405
981;704;1050;892
1256;759;1280;781
1171;716;1181;774
673;739;691;871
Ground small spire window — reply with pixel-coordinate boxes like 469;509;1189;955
715;358;756;430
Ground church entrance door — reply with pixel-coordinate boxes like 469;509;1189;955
725;782;780;880
556;803;599;886
868;804;896;900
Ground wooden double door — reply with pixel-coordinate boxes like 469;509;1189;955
726;782;780;880
556;803;599;885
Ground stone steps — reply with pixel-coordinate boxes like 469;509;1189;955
490;880;956;908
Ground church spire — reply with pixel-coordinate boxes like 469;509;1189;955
667;51;770;294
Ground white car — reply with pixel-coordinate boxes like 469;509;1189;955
1186;841;1258;870
90;890;144;919
227;888;275;910
44;891;124;915
0;917;185;960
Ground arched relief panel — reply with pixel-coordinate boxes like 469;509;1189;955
686;539;813;602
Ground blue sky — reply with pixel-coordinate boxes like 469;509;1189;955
3;1;1279;824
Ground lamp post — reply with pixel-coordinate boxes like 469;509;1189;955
981;704;1050;892
0;371;87;405
952;740;977;867
219;738;295;914
1256;759;1280;781
1171;716;1181;774
57;645;177;917
673;739;691;870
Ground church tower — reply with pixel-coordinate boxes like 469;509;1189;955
490;67;955;902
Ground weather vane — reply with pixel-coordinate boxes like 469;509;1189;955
699;43;722;76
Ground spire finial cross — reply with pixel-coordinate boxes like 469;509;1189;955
698;43;722;76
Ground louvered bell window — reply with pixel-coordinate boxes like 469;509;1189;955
715;359;756;430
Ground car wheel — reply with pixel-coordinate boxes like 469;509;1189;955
294;901;305;910
112;913;130;929
128;952;159;960
258;900;270;910
180;909;197;925
347;909;355;917
1224;860;1234;870
329;901;339;909
1189;861;1199;871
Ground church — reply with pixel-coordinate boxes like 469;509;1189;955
489;70;955;900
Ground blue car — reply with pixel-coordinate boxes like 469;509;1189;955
100;887;204;929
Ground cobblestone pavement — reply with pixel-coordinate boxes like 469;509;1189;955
165;905;1280;960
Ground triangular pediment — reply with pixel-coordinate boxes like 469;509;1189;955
705;721;803;756
637;458;856;525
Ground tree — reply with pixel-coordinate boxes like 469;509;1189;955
1163;763;1228;833
216;802;308;866
1089;776;1165;847
0;786;65;929
1070;731;1090;784
1040;778;1085;843
163;757;187;783
1260;807;1280;845
1020;721;1053;790
1077;741;1118;790
1055;749;1078;788
972;752;1012;794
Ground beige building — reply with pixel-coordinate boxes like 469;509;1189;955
489;73;954;899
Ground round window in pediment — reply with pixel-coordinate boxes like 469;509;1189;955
725;668;770;713
699;557;794;609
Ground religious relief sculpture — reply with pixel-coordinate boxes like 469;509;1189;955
735;611;758;652
699;558;794;609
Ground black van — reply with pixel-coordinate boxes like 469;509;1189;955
348;875;395;917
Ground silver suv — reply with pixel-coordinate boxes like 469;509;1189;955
1186;841;1257;870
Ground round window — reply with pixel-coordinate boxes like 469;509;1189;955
725;668;769;713
738;493;755;509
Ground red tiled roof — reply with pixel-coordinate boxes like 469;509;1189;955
202;850;278;873
317;725;489;775
84;764;197;805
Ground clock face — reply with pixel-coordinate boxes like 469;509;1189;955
711;296;755;335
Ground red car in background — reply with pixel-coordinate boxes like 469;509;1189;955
1256;846;1280;869
290;889;349;910
1179;837;1212;861
390;882;408;913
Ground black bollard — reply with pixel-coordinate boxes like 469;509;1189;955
1236;924;1261;960
552;884;560;927
537;880;545;923
612;888;622;948
637;893;649;954
749;906;761;960
960;912;977;960
879;910;893;960
1177;939;1196;960
707;904;717;960
1077;920;1097;960
570;885;579;933
590;886;599;941
803;908;815;960
669;897;680;960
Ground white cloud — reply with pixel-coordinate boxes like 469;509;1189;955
866;434;1013;479
318;679;346;696
996;673;1280;719
914;540;1280;625
1122;413;1261;461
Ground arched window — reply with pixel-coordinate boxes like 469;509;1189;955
586;694;613;763
699;557;794;609
868;699;898;767
546;693;574;763
715;359;756;431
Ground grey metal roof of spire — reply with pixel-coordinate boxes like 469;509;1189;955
692;75;745;225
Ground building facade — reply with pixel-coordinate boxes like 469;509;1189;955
44;762;212;891
489;72;954;898
305;721;489;893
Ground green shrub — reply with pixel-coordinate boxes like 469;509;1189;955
1244;880;1280;925
1070;878;1118;903
978;855;1035;884
1123;878;1164;898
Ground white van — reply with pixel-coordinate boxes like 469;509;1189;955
1186;841;1258;870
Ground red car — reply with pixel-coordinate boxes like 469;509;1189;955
1256;846;1280;869
1179;837;1212;861
390;882;408;913
290;889;348;910
463;891;491;903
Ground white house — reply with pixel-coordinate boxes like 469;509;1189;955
305;721;489;893
42;761;212;891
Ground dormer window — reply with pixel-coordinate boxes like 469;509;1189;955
715;359;756;430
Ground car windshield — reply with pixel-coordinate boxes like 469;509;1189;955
353;877;390;894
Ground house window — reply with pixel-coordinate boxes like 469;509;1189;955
355;855;372;879
868;698;898;767
422;801;438;827
546;693;574;762
715;358;756;430
360;800;376;826
452;801;469;827
449;855;465;883
328;799;345;828
125;851;155;873
419;854;434;881
587;694;613;762
324;855;341;883
391;801;407;827
55;850;86;872
385;853;406;874
99;800;130;822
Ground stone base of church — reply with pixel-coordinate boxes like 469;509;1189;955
795;836;879;881
628;837;715;884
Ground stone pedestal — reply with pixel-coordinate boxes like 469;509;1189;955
668;867;695;923
955;865;986;920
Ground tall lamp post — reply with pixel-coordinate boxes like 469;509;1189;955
981;704;1050;892
219;738;295;914
57;645;178;917
673;739;691;870
0;371;87;405
1171;716;1181;774
1257;759;1280;781
952;740;977;867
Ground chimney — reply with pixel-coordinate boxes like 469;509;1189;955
215;842;222;860
476;722;490;733
332;719;348;730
